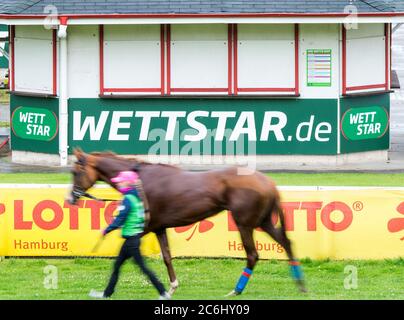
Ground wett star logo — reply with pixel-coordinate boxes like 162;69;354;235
174;220;214;241
387;202;404;240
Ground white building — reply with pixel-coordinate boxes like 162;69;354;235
0;0;402;166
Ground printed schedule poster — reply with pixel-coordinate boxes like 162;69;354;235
307;49;332;87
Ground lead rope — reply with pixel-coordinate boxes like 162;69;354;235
83;192;118;202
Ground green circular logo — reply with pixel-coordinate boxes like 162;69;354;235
11;106;58;141
341;106;389;141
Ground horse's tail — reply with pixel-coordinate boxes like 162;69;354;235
264;193;286;230
275;197;287;230
261;189;307;293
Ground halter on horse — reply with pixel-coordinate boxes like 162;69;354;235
68;148;307;296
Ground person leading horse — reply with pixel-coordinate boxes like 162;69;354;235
68;148;306;296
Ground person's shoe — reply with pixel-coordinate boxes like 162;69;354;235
158;291;171;300
89;289;106;299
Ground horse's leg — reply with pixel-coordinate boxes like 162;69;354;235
227;225;258;296
156;229;179;296
260;202;307;293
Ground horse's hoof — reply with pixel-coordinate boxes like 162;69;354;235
225;290;241;297
299;286;308;293
168;280;179;296
168;286;178;296
297;280;308;293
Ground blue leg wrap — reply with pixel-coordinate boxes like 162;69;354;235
235;268;253;293
290;263;304;281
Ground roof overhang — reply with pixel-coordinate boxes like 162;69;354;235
3;12;404;25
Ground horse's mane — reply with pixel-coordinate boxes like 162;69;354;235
91;151;136;160
90;151;180;170
90;151;148;164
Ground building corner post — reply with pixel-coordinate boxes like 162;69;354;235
58;17;68;166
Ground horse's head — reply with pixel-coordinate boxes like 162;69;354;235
67;148;99;205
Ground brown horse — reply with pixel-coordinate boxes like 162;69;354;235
68;148;306;296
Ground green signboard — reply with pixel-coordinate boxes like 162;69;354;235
341;106;389;141
10;95;59;154
340;94;390;154
68;98;338;155
9;95;391;157
11;106;58;141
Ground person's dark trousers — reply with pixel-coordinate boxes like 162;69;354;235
104;234;166;297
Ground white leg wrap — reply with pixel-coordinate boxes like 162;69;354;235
168;279;179;296
171;279;179;288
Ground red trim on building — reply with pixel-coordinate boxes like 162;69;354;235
10;26;58;95
238;87;296;92
99;25;104;95
52;29;57;96
59;16;69;25
390;23;392;90
385;23;389;91
161;24;165;95
233;24;238;95
228;24;233;95
167;24;232;94
103;88;162;93
346;84;387;91
295;23;299;95
166;24;171;95
342;23;389;94
170;88;228;92
1;12;404;19
342;24;347;95
234;24;299;94
99;24;164;95
10;25;15;92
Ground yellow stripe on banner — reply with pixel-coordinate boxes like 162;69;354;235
0;186;404;259
0;199;7;256
0;186;160;257
166;189;404;260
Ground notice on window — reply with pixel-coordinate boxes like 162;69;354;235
307;49;332;87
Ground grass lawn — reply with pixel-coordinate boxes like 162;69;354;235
0;257;402;300
1;172;404;186
0;173;403;301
